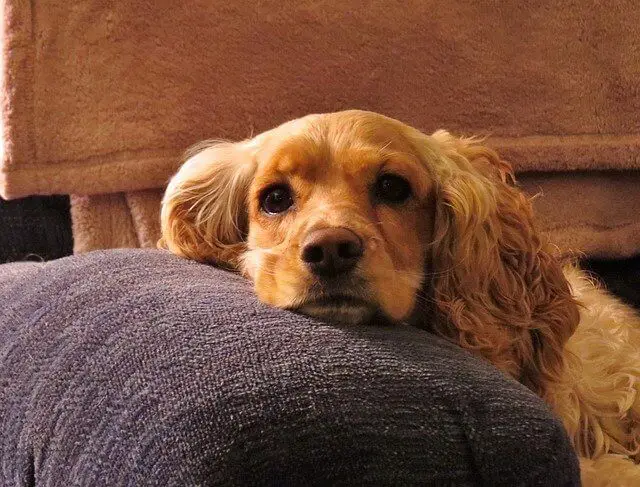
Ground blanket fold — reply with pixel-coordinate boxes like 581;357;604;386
70;172;640;259
71;189;162;253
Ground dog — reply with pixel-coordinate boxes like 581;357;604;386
159;110;640;485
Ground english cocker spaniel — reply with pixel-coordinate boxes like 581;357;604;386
160;110;640;485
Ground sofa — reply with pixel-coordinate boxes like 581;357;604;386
0;248;581;485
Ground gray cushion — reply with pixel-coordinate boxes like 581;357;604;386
0;249;579;486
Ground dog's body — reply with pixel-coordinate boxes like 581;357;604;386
554;268;640;484
160;110;640;485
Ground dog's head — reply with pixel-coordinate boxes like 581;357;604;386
160;110;579;394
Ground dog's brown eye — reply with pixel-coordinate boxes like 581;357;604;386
374;174;412;204
260;185;294;215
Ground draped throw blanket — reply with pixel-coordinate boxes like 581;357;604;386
2;1;639;257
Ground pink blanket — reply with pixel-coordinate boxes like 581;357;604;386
2;1;639;257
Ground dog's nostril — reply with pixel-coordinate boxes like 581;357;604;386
338;241;363;259
302;245;324;264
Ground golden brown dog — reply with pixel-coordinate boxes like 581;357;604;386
160;110;640;485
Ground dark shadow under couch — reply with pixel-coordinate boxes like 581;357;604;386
0;249;579;486
0;195;73;263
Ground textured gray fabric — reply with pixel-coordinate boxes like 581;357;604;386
0;249;579;486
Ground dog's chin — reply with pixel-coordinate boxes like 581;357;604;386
296;298;378;325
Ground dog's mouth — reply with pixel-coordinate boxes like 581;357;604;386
294;294;378;325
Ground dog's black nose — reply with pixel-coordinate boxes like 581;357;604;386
301;227;364;277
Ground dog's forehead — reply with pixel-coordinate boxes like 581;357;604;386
258;111;417;178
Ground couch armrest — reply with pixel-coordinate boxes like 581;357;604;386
0;250;579;486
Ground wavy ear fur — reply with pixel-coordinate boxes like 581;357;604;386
423;131;579;396
159;140;257;269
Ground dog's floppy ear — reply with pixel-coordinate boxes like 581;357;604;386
159;140;258;269
421;131;579;396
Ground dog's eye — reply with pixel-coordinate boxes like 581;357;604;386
374;174;412;204
260;185;294;215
